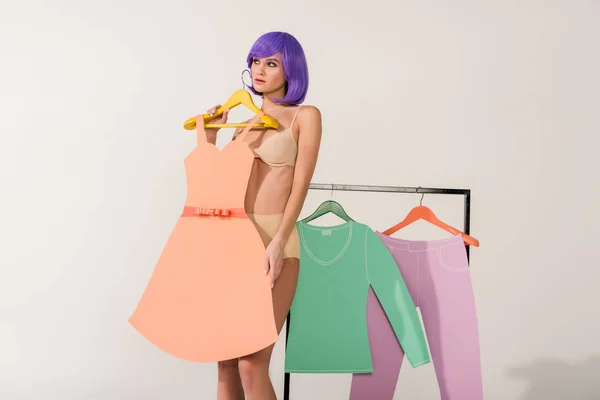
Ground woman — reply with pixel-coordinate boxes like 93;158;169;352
205;31;322;400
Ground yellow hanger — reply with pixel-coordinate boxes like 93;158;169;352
183;89;280;130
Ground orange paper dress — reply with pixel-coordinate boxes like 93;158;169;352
129;115;278;362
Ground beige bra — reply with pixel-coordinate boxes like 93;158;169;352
236;106;301;167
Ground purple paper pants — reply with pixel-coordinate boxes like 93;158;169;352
349;233;483;400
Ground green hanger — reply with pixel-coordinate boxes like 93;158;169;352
301;200;354;223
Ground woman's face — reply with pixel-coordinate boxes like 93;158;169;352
251;54;286;95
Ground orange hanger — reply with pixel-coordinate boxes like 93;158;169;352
382;188;480;247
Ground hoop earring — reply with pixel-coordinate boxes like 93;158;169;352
241;69;252;90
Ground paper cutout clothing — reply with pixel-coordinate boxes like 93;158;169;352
349;233;483;399
128;114;278;362
284;220;431;373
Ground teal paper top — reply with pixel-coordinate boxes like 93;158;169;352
284;220;431;373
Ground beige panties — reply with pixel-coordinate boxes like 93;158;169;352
247;213;300;259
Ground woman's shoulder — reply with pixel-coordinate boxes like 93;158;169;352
296;104;322;123
294;104;322;141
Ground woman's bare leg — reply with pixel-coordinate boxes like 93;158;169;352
238;257;299;400
217;358;244;400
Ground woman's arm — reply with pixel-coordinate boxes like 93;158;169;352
273;105;323;246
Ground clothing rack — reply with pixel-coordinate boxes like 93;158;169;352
282;183;473;400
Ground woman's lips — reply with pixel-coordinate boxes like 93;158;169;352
254;78;265;84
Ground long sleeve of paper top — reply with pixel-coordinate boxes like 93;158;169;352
365;228;431;367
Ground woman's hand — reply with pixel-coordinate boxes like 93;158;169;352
203;104;229;143
264;237;285;288
206;104;229;124
205;104;229;132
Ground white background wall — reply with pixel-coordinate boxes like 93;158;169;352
1;0;599;399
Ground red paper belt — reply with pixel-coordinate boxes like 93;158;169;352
181;206;247;218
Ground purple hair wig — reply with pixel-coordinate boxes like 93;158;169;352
246;31;309;105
